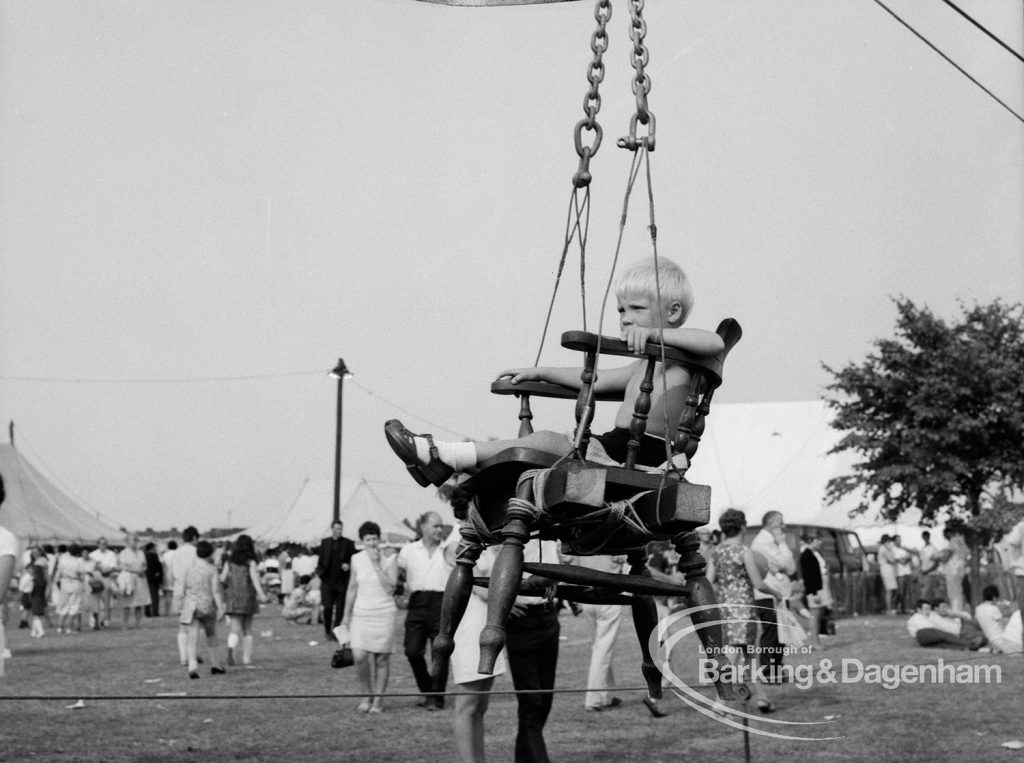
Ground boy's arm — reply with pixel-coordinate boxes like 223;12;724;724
621;326;725;357
497;363;635;395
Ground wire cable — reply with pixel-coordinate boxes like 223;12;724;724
0;370;325;384
871;0;1024;126
941;0;1024;64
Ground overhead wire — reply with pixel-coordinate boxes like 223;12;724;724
871;0;1024;126
940;0;1024;64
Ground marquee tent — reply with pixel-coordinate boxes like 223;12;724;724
684;400;927;538
0;443;120;545
242;476;450;547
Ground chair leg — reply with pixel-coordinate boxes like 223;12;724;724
431;527;484;679
675;531;736;701
626;550;664;700
478;478;536;674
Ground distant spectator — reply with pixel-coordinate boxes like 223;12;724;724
160;540;178;617
282;575;315;624
877;535;898;614
892;535;914;614
55;544;86;634
341;521;399;714
220;534;267;667
117;534;151;629
799;528;832;649
0;474;18;672
1003;519;1024;633
939;528;970;613
144;542;163;617
907;599;982;650
179;540;226;678
87;538;119;628
929;597;985;643
171;527;200;666
917;531;941;601
26;547;49;639
974;585;1022;654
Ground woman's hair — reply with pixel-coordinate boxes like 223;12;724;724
299;574;312;585
196;540;214;559
358;521;381;540
718;508;746;538
880;534;891;544
230;534;257;566
614;257;695;325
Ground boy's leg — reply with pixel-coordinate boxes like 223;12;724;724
385;419;572;486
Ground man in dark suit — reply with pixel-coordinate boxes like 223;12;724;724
315;521;356;641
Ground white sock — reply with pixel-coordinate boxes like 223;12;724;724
227;633;240;650
178;631;189;663
413;437;477;471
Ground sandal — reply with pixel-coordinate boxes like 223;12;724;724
357;699;371;713
384;420;454;487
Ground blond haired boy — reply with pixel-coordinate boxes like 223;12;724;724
386;256;724;483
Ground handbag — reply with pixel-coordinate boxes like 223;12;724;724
777;607;807;646
331;645;354;669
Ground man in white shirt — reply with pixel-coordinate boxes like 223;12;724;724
169;526;200;666
749;511;795;683
930;598;985;643
906;599;981;650
397;511;454;710
88;537;119;629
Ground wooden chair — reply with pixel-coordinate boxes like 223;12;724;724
432;318;743;703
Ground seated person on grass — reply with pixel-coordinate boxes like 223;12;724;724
281;574;315;625
974;585;1023;654
930;597;986;644
385;257;726;486
906;599;983;650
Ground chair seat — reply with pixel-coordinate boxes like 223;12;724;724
463;448;710;555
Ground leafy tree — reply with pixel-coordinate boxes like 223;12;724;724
824;297;1024;603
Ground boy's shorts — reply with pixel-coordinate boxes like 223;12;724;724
566;427;688;471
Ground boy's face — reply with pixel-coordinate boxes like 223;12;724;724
617;293;681;331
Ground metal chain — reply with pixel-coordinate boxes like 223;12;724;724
572;0;612;188
619;0;655;152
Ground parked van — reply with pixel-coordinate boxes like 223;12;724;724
741;524;868;578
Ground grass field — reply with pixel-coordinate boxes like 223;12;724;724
1;604;1022;762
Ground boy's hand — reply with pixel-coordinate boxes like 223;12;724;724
496;368;542;384
621;326;656;354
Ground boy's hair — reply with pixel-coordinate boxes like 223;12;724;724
982;585;999;601
915;599;931;612
615;257;694;325
299;574;312;585
196;540;213;559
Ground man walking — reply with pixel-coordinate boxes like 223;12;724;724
750;510;795;684
315;520;355;642
170;527;199;666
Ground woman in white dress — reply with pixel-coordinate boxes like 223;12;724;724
341;522;399;714
118;535;152;629
446;527;507;763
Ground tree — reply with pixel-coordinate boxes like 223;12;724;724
824;297;1024;604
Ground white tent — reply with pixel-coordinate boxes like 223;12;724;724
0;443;121;545
685;400;929;539
243;477;451;547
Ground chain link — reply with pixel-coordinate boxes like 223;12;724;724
572;0;612;188
619;0;655;152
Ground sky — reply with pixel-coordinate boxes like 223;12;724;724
1;0;1022;535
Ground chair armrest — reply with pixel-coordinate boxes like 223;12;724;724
561;331;725;387
490;379;623;402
